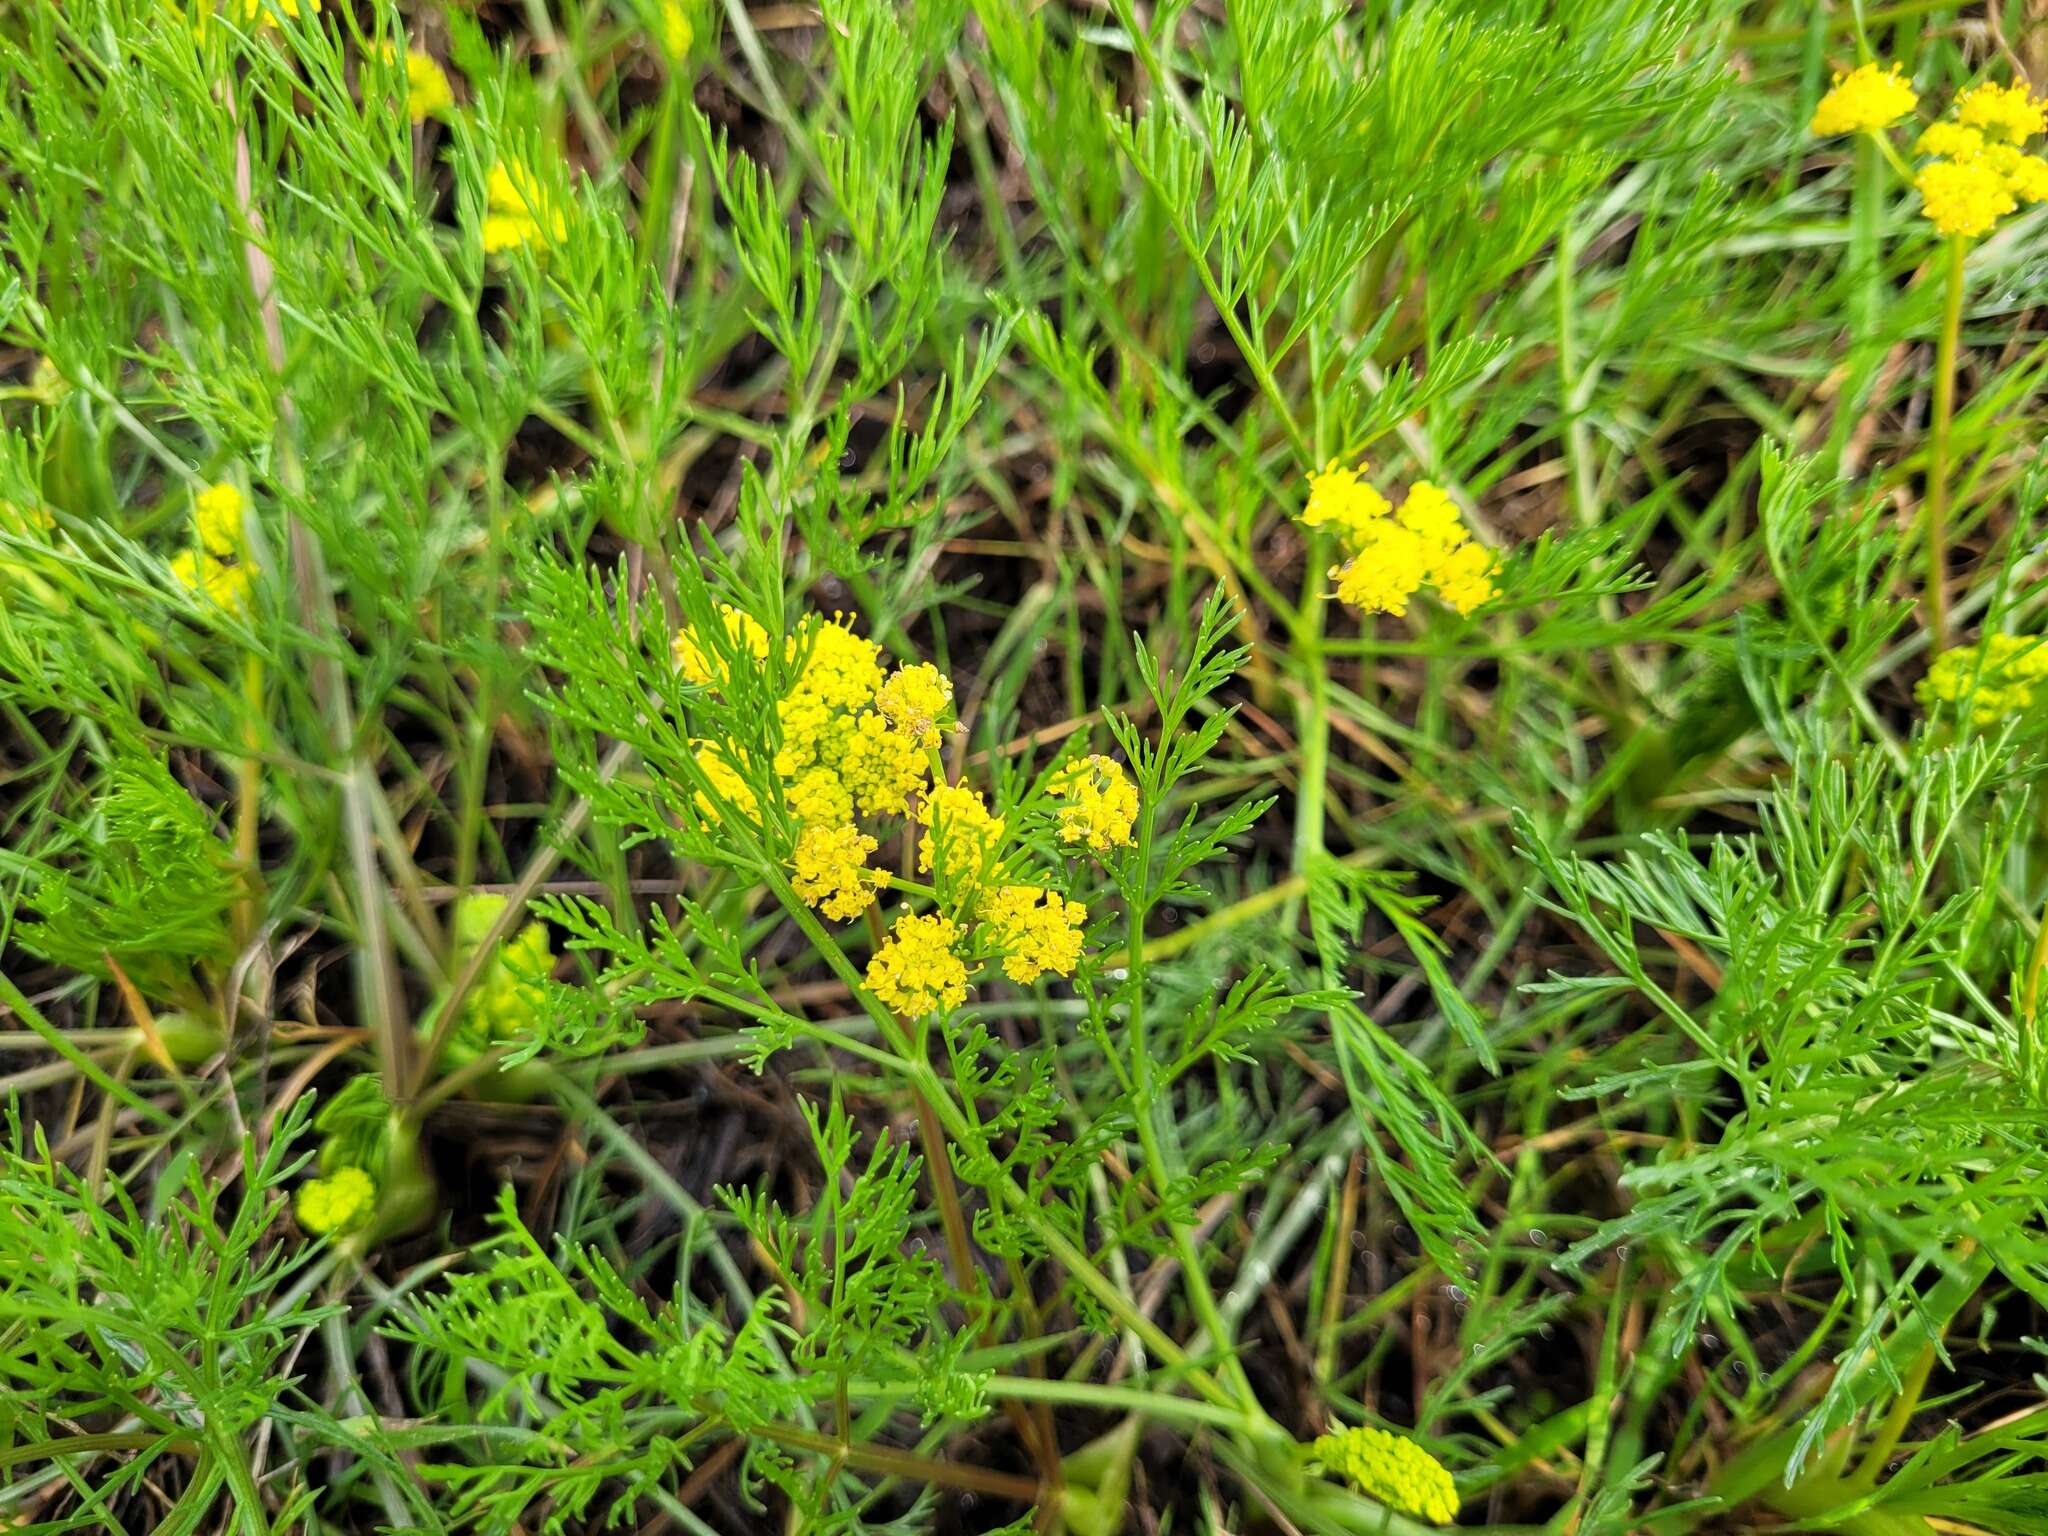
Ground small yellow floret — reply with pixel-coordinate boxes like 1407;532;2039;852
1047;755;1138;852
481;158;568;255
1982;143;2048;202
193;481;244;558
791;823;888;921
1331;522;1432;617
1301;460;1392;541
173;482;253;614
1916;121;1984;160
875;663;955;749
1394;481;1464;547
981;885;1086;984
403;50;454;122
296;1167;377;1236
675;604;773;689
1306;472;1495;619
692;740;759;819
778;615;886;776
786;763;855;827
839;712;930;816
451;894;554;1043
1918;633;2048;724
865;911;969;1016
1955;80;2047;144
1810;62;1917;136
1311;1426;1459;1526
1430;539;1498;617
919;784;1006;885
1916;155;2017;238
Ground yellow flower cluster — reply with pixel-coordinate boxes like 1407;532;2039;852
1809;63;1918;137
676;603;774;687
791;823;889;920
400;48;454;123
482;159;569;255
1311;1426;1459;1526
675;608;947;832
672;606;1126;1012
1917;633;2048;724
874;774;1104;1005
877;662;955;749
1957;80;2048;143
1913;79;2048;239
982;885;1087;984
866;911;969;1016
1302;465;1495;618
920;783;1006;887
295;1166;377;1235
169;481;252;615
454;894;554;1043
1047;755;1139;852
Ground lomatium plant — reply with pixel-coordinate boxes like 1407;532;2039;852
13;2;2048;1535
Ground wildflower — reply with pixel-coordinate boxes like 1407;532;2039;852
1395;480;1464;547
1047;755;1138;852
865;911;968;1016
481;158;568;255
1311;1426;1459;1526
692;740;758;818
1809;62;1917;136
1913;79;2048;236
1303;469;1496;619
193;480;244;559
839;712;929;816
919;784;1006;884
791;823;888;921
658;0;693;60
1918;633;2048;724
982;885;1086;984
1331;522;1433;617
1954;80;2047;144
398;48;454;122
675;604;773;690
1916;122;1984;160
171;481;252;614
296;1167;377;1236
1431;540;1498;617
786;763;856;827
1916;155;2016;239
876;663;955;750
1301;460;1392;541
455;894;554;1042
1982;143;2048;202
778;615;886;776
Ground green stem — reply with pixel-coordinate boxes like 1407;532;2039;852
1925;236;1967;652
1851;1340;1936;1487
1290;535;1331;890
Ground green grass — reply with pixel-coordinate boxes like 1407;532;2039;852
5;1;2048;1533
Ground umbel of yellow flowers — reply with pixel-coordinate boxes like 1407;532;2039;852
1917;633;2048;725
1311;1425;1460;1526
1808;62;1918;136
295;1166;375;1235
1810;65;2048;239
481;159;568;255
671;607;1138;1019
1299;461;1494;618
169;481;252;615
